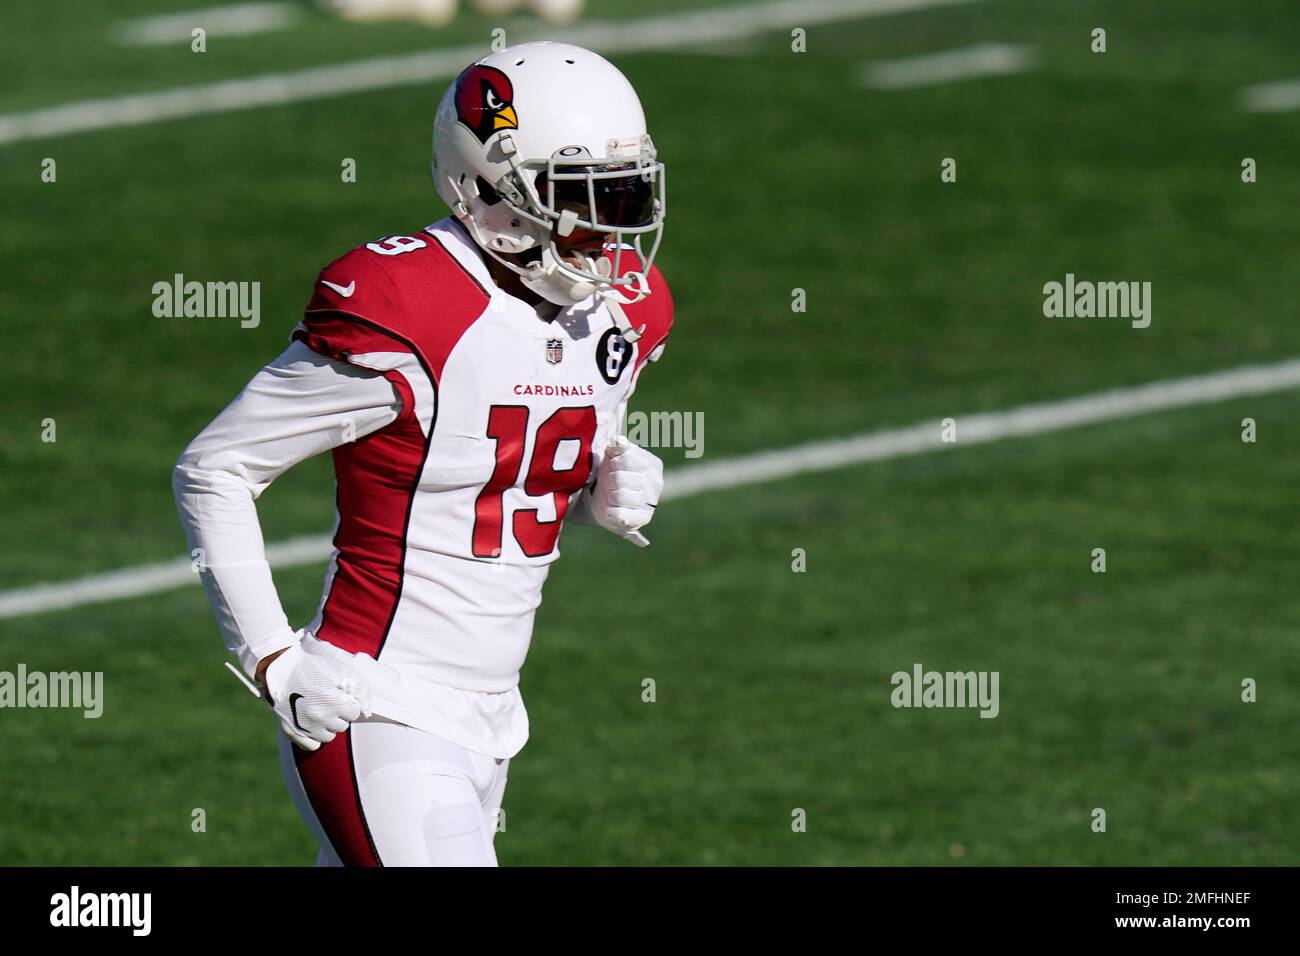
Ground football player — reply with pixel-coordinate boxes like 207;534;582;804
173;41;670;866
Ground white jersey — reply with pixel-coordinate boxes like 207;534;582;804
174;218;673;757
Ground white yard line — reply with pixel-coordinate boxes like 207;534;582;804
1239;78;1300;113
665;357;1300;499
0;536;329;622
858;42;1033;90
4;356;1300;620
0;0;985;146
113;3;301;47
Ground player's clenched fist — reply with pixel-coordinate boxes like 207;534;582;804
591;436;664;548
261;639;372;751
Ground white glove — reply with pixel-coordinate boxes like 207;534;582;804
590;436;664;548
262;639;372;751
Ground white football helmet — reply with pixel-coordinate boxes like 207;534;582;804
432;42;665;317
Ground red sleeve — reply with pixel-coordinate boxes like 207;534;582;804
622;263;673;370
294;233;490;381
291;315;408;365
294;243;413;363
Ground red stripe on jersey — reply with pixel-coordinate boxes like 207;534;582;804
298;233;491;663
293;729;382;867
314;367;423;659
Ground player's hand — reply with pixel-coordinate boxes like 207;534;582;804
260;640;372;751
591;436;663;548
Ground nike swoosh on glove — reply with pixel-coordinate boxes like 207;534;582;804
590;436;664;548
262;639;372;751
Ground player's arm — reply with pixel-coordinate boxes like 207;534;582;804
172;340;400;741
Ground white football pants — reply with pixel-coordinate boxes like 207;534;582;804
278;715;509;866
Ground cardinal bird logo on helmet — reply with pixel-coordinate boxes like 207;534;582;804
454;65;518;144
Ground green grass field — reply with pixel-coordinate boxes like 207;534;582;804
1;0;1298;865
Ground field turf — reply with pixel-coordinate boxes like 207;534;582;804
1;0;1297;864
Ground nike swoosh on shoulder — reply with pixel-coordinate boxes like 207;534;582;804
320;279;355;297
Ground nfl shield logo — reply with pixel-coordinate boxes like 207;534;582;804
545;338;564;365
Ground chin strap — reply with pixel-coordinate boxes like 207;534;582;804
474;229;651;340
602;294;645;343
